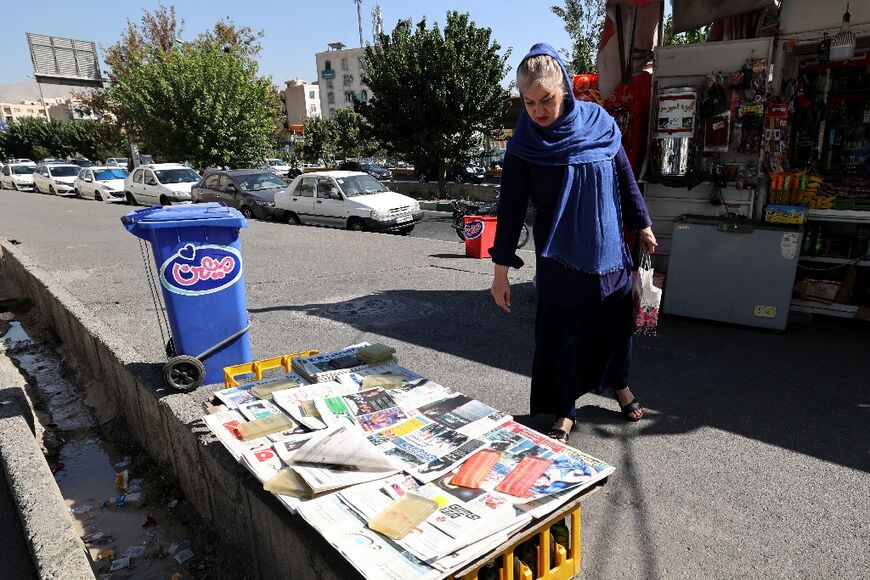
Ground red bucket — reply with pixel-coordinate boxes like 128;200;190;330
463;215;497;259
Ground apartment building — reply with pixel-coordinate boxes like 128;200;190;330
284;79;321;125
1;97;93;123
1;100;47;123
314;42;371;119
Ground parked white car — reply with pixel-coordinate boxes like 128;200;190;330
273;171;423;233
33;163;80;195
0;162;38;190
74;166;129;202
105;157;129;169
263;158;291;177
124;163;201;206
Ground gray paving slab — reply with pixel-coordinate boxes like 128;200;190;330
0;190;868;579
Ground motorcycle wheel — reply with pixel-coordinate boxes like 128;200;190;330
517;223;530;249
453;217;467;241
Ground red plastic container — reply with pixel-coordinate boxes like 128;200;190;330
463;215;497;259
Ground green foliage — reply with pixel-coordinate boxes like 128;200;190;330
332;108;362;160
0;117;125;161
357;11;510;192
84;6;280;170
551;0;605;74
299;116;336;165
663;14;709;45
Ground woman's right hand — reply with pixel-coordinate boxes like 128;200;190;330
491;265;511;313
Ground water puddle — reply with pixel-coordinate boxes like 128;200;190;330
4;326;210;578
2;320;32;347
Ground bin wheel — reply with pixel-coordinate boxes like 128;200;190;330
163;356;205;392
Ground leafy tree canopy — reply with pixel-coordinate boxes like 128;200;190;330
663;14;709;45
356;11;510;191
299;116;336;165
76;3;280;171
0;117;125;162
551;0;605;74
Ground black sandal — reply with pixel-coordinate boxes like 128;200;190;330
546;419;574;443
619;398;644;421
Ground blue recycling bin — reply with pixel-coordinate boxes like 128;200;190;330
121;203;253;388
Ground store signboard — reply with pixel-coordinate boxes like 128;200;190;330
26;32;104;87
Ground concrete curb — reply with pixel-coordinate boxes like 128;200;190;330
0;242;360;580
0;388;95;580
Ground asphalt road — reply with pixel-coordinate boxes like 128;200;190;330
0;190;868;579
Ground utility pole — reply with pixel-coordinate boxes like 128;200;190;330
354;0;364;47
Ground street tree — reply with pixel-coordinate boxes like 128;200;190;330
550;0;605;74
663;14;709;45
0;117;123;161
356;11;510;194
300;116;336;166
76;5;280;170
332;108;362;160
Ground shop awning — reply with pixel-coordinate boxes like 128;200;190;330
671;0;778;33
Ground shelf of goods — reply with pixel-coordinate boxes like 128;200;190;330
791;209;870;320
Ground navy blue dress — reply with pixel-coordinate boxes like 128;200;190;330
490;147;652;419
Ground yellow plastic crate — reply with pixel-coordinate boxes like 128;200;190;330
451;505;582;580
222;350;320;387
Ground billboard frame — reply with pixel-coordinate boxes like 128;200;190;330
26;32;105;88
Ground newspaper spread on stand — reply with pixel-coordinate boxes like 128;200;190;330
293;343;403;383
336;477;530;572
202;410;270;461
281;423;402;494
335;362;425;390
201;344;616;580
214;372;310;409
296;493;443;580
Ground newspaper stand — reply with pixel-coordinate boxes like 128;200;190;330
219;352;607;580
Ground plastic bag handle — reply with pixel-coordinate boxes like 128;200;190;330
640;251;652;271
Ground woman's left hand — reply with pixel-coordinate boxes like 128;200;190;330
640;227;657;254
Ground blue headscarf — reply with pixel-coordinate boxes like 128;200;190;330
508;43;629;283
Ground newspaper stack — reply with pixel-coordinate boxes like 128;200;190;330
202;345;615;580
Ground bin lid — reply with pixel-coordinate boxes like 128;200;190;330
121;203;247;231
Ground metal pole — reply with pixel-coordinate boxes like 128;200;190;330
35;80;49;120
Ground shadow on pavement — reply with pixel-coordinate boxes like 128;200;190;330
250;285;870;473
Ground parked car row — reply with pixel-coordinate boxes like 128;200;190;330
0;161;38;191
415;162;486;184
4;160;424;235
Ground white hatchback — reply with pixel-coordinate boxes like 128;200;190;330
263;158;291;177
0;163;37;190
33;163;80;195
124;163;201;206
74;166;129;202
273;171;423;233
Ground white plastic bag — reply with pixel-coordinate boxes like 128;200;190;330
633;252;662;336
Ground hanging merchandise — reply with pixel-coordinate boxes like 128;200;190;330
737;103;763;155
700;74;729;119
741;57;767;103
704;112;731;152
651;86;699;176
763;100;791;173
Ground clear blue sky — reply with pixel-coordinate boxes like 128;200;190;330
2;0;577;88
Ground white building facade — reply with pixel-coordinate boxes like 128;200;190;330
314;42;371;119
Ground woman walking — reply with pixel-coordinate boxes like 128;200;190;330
490;43;657;442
